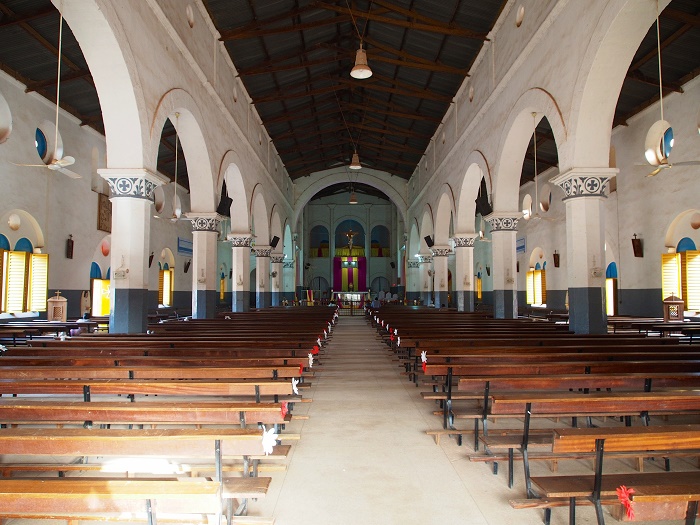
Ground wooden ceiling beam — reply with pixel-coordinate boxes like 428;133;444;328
627;69;684;93
661;7;700;27
254;82;347;104
221;12;351;41
25;69;92;93
0;5;54;29
355;137;424;155
628;23;692;73
237;48;343;76
337;75;451;103
341;100;440;123
360;93;443;122
313;1;488;40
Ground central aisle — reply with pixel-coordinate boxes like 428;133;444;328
254;316;543;525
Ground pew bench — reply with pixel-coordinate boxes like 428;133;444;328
511;425;700;525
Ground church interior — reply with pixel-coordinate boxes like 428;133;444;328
0;0;698;523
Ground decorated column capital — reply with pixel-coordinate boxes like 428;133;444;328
283;261;295;269
452;233;478;248
551;167;618;200
430;246;451;257
417;254;433;264
253;246;272;258
186;212;222;232
270;255;285;264
485;213;520;232
98;168;167;200
407;260;420;269
226;234;253;247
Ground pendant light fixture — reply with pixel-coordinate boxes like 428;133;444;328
347;0;373;80
349;151;362;169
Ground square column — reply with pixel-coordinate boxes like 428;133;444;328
188;214;221;319
552;168;616;334
453;235;477;312
485;214;520;319
254;246;272;309
270;255;284;306
418;254;433;306
99;168;167;333
406;260;420;304
430;246;451;309
228;234;252;312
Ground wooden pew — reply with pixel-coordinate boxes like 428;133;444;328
0;427;284;523
512;425;700;525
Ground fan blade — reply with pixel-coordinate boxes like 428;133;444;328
55;156;75;167
58;167;81;179
646;166;663;177
11;162;48;168
672;160;700;167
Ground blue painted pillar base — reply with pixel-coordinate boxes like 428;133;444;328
493;289;517;319
232;291;250;312
435;291;449;309
456;290;475;312
193;290;217;319
406;291;420;304
421;291;432;306
296;286;303;304
256;292;272;309
271;292;281;307
569;287;607;334
111;288;149;333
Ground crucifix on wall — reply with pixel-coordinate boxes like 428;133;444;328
345;229;358;251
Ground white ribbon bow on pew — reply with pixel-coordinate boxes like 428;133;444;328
262;427;278;456
317;337;321;347
308;353;314;369
421;351;427;363
394;329;398;336
291;378;299;396
397;336;401;347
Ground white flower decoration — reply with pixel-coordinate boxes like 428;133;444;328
291;377;299;395
308;353;314;369
421;351;427;363
262;427;278;456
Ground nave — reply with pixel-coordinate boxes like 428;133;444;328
248;316;695;525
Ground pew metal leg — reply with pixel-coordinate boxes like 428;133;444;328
508;448;514;489
146;499;156;525
544;508;551;525
569;497;576;525
685;500;698;525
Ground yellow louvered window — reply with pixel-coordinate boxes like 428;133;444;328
526;269;547;306
661;253;681;301
476;276;482;300
681;250;700;310
28;253;49;312
159;269;174;307
91;279;111;316
4;251;28;313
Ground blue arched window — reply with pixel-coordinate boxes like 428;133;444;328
106;267;111;280
0;234;9;251
14;238;33;253
90;262;102;280
606;262;618;279
676;237;697;253
534;262;541;270
35;128;48;160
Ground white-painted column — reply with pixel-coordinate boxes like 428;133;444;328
431;246;450;308
453;234;477;312
552;168;616;334
270;255;284;306
188;214;221;319
228;234;252;312
486;213;520;319
254;246;272;309
419;254;433;306
407;259;420;304
99;168;166;333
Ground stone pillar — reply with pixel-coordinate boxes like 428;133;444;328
406;260;420;304
486;214;520;319
283;260;295;305
430;246;451;308
228;234;252;312
418;255;433;306
188;214;221;319
453;234;477;312
552;168;616;334
254;246;272;309
270;255;284;306
99;169;165;333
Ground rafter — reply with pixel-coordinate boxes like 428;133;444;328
313;1;488;40
337;75;452;103
254;82;347;104
221;12;351;41
341;100;441;123
627;69;683;93
0;5;54;29
25;69;92;93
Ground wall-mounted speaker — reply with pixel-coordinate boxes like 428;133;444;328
424;235;434;248
270;236;280;248
390;262;396;269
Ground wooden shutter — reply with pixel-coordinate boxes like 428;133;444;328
28;253;49;312
540;269;547;305
158;270;165;305
661;253;681;300
526;270;535;304
681;250;700;310
5;251;28;313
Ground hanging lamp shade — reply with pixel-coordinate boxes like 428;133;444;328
349;152;362;170
350;46;372;79
349;190;358;204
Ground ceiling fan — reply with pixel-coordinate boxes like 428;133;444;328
12;9;80;179
526;112;558;223
155;113;187;222
644;1;699;177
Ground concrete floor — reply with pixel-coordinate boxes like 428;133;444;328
248;316;698;525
